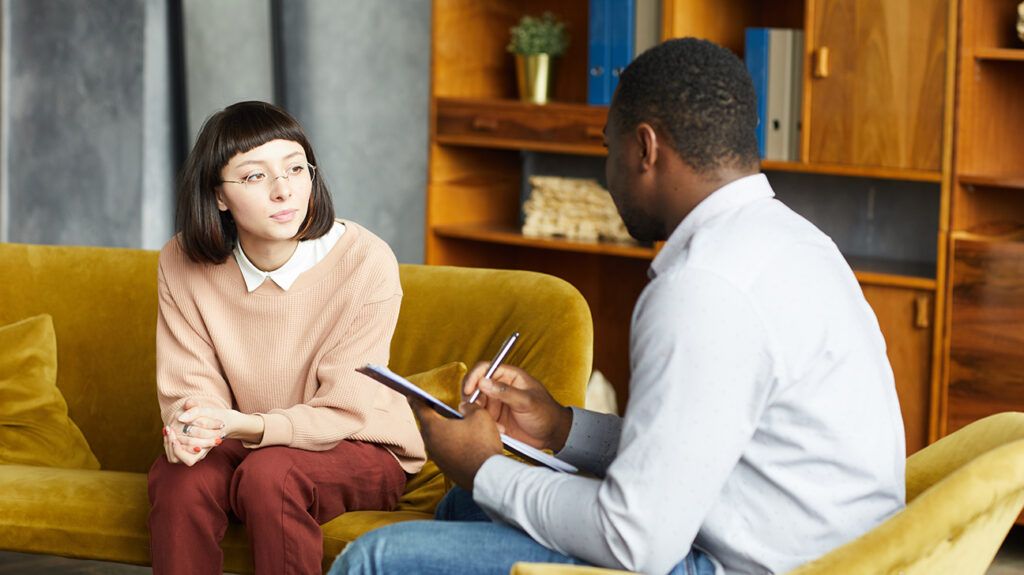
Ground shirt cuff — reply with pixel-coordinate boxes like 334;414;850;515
555;407;622;477
472;455;530;522
244;412;293;449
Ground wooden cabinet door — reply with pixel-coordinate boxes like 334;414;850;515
947;238;1024;435
861;284;934;454
808;0;947;171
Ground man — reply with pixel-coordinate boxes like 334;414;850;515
332;37;905;575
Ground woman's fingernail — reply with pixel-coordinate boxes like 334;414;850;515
214;438;222;446
161;427;168;436
193;446;201;453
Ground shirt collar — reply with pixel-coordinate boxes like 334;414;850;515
649;173;775;279
234;240;316;292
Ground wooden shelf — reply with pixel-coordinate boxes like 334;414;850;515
435;98;608;156
436;98;944;183
959;173;1024;191
432;224;656;260
974;48;1024;62
847;256;937;290
433;224;937;288
761;160;943;183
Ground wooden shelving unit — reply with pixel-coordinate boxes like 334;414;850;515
428;0;954;454
958;174;1024;191
435;96;947;183
760;161;942;183
433;224;656;260
974;47;1024;61
941;0;1024;445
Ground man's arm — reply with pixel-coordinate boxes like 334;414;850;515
555;407;623;477
472;269;775;574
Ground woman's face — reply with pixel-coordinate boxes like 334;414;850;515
216;139;313;252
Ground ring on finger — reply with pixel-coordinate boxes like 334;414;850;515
182;423;192;436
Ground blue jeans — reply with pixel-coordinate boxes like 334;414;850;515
329;487;716;575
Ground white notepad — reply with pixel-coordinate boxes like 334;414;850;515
357;364;578;474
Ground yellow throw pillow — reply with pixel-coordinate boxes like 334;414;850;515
406;361;468;410
0;314;100;469
397;361;467;514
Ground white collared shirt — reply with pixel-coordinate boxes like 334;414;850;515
234;221;346;292
473;174;905;574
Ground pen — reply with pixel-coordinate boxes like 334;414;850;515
469;331;520;404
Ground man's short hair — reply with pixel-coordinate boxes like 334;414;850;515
613;37;760;173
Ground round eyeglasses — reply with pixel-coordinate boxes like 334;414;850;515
220;163;317;194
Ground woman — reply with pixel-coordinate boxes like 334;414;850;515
147;101;424;575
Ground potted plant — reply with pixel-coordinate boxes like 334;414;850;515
507;12;569;104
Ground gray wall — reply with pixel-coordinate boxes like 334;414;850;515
182;0;275;141
182;0;432;263
1;0;431;258
6;0;146;247
1;0;175;249
280;0;431;263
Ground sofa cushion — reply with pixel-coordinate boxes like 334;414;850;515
0;315;99;470
0;362;465;572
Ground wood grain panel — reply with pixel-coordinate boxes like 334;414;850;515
862;285;934;454
426;145;520;263
433;0;589;102
947;238;1024;434
433;0;518;99
662;0;802;55
522;0;589;102
809;0;947;171
436;98;608;155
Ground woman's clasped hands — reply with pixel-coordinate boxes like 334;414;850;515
161;398;226;466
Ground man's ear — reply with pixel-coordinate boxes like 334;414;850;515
636;123;658;172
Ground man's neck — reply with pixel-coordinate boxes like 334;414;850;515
662;165;759;237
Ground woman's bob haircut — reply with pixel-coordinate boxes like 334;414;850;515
175;101;336;264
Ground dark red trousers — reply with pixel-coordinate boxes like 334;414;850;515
147;439;406;575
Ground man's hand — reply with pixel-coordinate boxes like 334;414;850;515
177;403;265;445
462;363;574;452
411;400;503;492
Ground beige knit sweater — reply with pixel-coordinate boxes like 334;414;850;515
156;221;426;473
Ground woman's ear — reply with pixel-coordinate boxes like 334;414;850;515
215;187;229;212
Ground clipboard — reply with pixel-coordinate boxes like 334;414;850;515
357;364;578;474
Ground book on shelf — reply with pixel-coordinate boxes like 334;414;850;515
587;0;611;105
745;27;803;161
588;0;661;106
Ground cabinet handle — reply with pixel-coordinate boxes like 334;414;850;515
585;126;604;140
812;46;830;79
471;116;499;131
914;295;930;329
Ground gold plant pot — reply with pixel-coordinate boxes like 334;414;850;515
515;54;556;105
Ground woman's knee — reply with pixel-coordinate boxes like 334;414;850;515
230;448;309;511
148;455;230;507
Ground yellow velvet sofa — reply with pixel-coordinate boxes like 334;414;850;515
0;242;593;573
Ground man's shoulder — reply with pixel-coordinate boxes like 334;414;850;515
682;200;837;288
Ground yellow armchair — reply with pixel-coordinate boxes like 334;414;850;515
0;242;593;573
512;412;1024;575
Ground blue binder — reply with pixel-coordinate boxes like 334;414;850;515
588;0;611;105
608;0;635;100
745;27;770;158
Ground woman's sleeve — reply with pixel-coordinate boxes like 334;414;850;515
156;258;233;425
